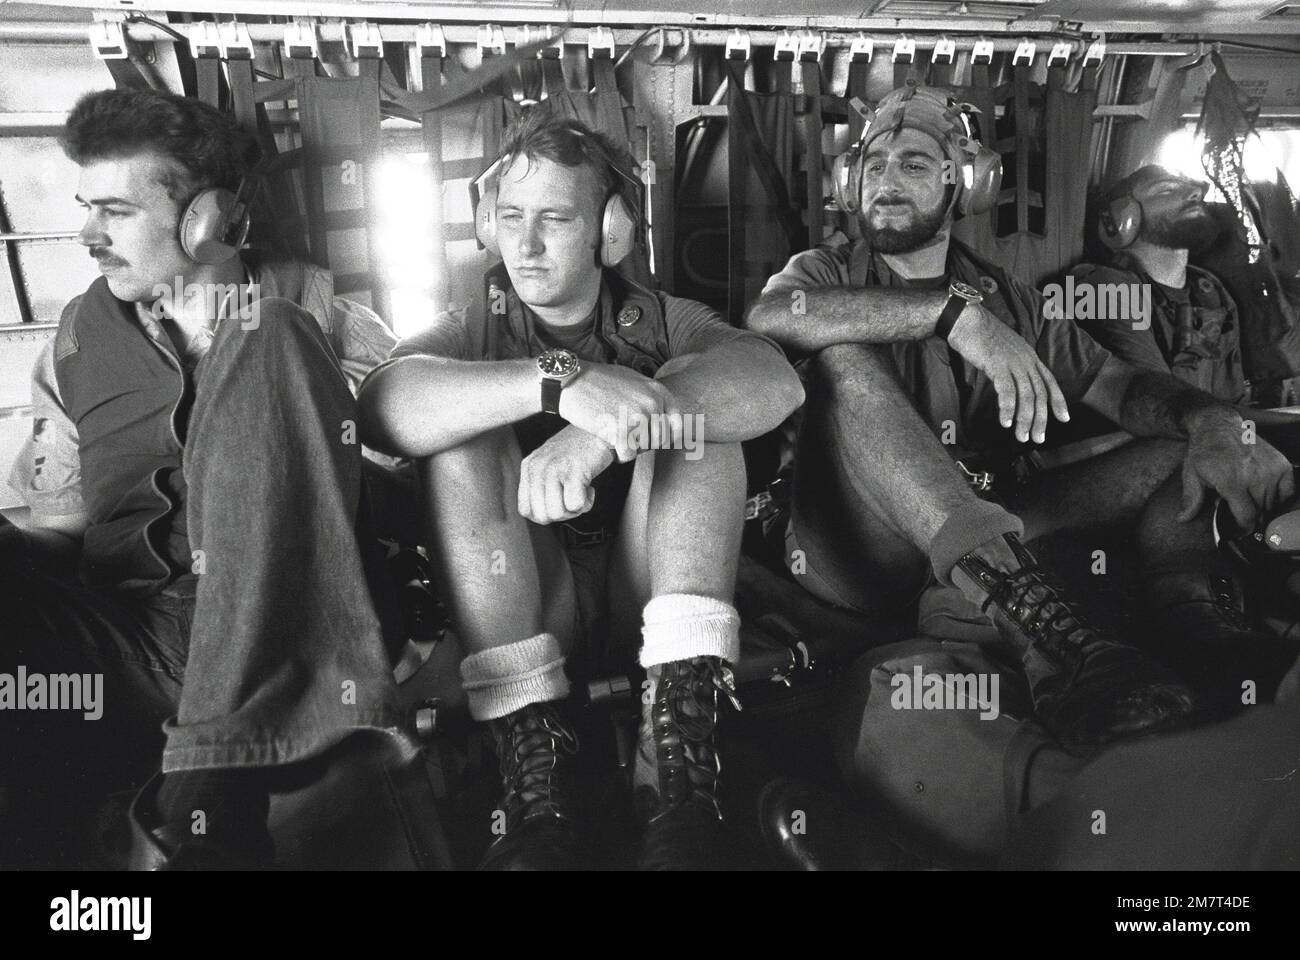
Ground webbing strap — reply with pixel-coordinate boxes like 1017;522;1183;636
1013;65;1034;235
226;58;258;133
540;58;577;118
799;60;824;246
724;60;804;248
389;32;563;116
727;70;749;326
590;55;628;141
893;58;923;90
357;57;382;85
846;59;870;143
296;75;388;319
419;52;450;310
282;53;316;80
195;56;221;106
725;59;804;322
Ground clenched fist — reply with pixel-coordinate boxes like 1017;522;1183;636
518;424;616;525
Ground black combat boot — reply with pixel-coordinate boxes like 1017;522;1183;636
955;533;1195;751
479;701;583;871
634;657;744;870
1144;570;1300;719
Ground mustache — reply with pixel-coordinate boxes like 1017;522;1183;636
90;249;126;267
871;197;915;208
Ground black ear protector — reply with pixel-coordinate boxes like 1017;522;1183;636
472;136;641;268
831;86;1003;219
179;177;254;265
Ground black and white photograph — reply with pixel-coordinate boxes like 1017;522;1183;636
0;0;1296;914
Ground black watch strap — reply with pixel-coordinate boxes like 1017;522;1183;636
935;294;968;341
541;376;563;415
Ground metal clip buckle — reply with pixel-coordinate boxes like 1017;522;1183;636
892;35;916;64
849;34;874;63
416;22;446;59
971;38;995;65
725;29;751;61
349;21;383;59
283;19;318;61
188;20;222;60
1012;39;1037;67
1048;40;1074;66
932;36;956;65
744;491;772;522
219;21;254;61
1083;35;1106;68
477;23;507;57
797;30;824;63
956;460;995;492
587;25;615;60
774;30;798;62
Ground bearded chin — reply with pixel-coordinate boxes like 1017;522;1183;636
1142;209;1220;252
862;202;950;254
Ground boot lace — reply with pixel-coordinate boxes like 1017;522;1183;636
661;659;740;817
497;706;578;824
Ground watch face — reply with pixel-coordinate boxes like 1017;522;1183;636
537;349;579;379
950;281;983;302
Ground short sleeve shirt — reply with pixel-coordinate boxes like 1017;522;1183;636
763;238;1112;459
386;281;784;532
389;290;767;366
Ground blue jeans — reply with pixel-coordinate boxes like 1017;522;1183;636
1;297;406;781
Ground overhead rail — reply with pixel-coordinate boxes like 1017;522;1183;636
0;19;1220;58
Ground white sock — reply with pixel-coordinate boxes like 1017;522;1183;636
639;593;741;668
459;632;570;721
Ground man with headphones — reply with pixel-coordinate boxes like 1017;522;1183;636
746;83;1298;748
1;88;405;868
1077;164;1245;402
1067;163;1300;717
359;111;803;870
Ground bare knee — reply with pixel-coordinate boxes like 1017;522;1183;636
420;427;520;509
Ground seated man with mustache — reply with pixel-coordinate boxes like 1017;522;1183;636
2;88;406;868
746;85;1298;746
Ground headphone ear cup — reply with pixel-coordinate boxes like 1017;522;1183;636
957;147;1002;217
831;146;863;214
1099;197;1142;250
179;188;245;265
600;193;637;268
475;182;501;257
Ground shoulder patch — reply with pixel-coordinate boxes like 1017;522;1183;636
53;296;82;362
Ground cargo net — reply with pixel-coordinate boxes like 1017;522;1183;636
1198;51;1265;264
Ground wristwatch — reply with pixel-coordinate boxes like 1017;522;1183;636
536;348;581;415
935;280;984;341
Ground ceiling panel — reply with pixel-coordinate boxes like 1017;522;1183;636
5;0;1300;32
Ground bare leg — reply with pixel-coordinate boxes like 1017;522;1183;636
792;343;1020;613
418;426;576;655
610;440;747;645
1011;438;1186;542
